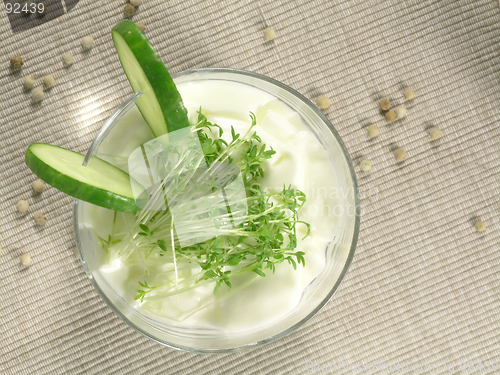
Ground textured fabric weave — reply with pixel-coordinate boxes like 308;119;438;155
0;1;499;374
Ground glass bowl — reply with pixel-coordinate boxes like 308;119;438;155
73;68;359;353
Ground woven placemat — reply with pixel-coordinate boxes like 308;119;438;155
1;1;499;374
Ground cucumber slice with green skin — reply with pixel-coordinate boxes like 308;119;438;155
25;143;144;213
112;20;190;137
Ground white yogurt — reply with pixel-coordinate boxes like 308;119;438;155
89;80;340;332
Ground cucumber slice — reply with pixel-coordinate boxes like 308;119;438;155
25;143;144;213
112;20;190;137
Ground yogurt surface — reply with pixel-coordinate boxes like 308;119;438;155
88;79;340;332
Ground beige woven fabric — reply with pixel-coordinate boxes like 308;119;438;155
1;0;499;374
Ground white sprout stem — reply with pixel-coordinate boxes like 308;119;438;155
146;190;284;236
171;214;179;290
131;130;259;235
116;212;147;261
135;148;206;227
135;149;192;224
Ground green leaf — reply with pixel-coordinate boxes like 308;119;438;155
253;269;266;277
213;280;222;294
226;254;241;266
157;239;167;252
139;224;151;236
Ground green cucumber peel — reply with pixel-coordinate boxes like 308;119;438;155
25;143;145;213
112;20;190;137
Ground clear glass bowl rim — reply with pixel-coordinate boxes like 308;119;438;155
73;67;360;353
